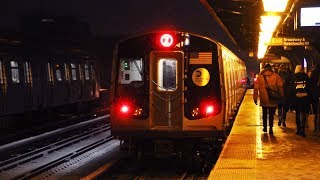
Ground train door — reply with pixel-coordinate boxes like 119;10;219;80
32;59;43;109
70;62;81;100
46;62;54;107
90;64;99;98
149;51;183;130
7;59;24;113
53;62;65;106
0;59;6;113
23;61;33;109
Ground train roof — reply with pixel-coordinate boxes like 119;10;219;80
108;0;241;56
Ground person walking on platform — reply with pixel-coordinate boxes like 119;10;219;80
309;64;320;131
254;63;284;134
291;65;312;137
277;64;292;127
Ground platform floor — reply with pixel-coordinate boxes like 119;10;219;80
209;89;320;180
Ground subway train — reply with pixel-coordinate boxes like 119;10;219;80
109;31;247;158
0;35;100;129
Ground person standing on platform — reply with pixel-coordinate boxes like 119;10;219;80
291;65;312;137
253;63;284;134
309;64;320;131
277;64;292;127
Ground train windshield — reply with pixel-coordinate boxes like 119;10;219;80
117;58;144;97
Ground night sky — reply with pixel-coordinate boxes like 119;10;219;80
0;0;239;51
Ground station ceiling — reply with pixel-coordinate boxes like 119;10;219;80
208;0;320;59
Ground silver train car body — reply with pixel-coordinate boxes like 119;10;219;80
110;31;247;155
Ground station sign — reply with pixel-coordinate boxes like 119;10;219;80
267;37;310;46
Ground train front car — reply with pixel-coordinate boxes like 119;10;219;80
110;31;245;158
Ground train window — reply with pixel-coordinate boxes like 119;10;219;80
64;63;70;81
71;63;77;80
55;64;62;81
79;64;84;81
118;58;142;84
10;61;20;83
47;63;54;82
91;64;96;80
84;64;90;80
24;62;32;84
158;59;177;91
0;60;3;84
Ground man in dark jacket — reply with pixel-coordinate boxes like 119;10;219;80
291;65;312;137
277;64;291;127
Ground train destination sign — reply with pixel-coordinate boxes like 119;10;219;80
267;37;310;46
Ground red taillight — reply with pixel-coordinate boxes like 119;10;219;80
205;105;215;115
192;102;217;118
116;99;143;118
120;105;130;114
117;99;134;116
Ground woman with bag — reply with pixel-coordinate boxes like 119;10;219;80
253;63;284;134
290;65;312;137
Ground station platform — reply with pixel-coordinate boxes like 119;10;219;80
209;89;320;179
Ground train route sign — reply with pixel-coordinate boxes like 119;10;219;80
192;68;210;86
267;37;310;46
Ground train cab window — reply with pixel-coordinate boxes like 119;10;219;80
0;60;3;84
47;63;54;82
116;58;145;113
71;63;77;80
24;62;32;84
55;64;62;81
118;58;142;84
10;61;20;83
64;63;70;81
158;59;177;91
84;64;90;80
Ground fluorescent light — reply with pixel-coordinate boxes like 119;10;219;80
263;0;289;12
260;16;281;32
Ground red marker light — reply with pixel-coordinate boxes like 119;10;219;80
160;34;174;47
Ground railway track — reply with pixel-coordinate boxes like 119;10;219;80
98;157;211;180
0;116;119;179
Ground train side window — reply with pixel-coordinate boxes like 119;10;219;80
84;64;90;80
64;63;70;81
10;61;20;83
79;64;84;81
91;64;96;80
55;64;62;81
47;62;54;82
24;62;32;84
71;63;77;80
0;60;3;84
158;59;177;91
